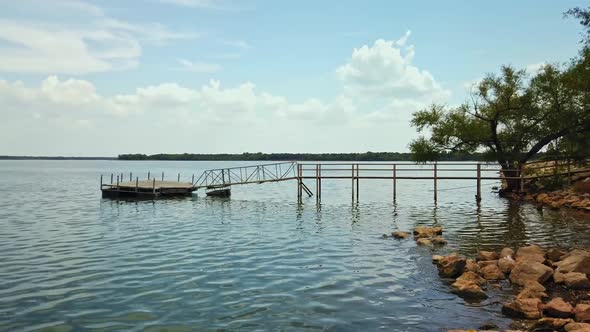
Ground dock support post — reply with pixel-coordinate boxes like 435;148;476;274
356;164;359;202
476;163;482;202
315;164;320;204
393;164;397;202
100;174;103;190
111;174;113;184
162;172;164;181
178;173;180;182
116;175;119;190
120;173;123;183
192;174;195;184
434;162;438;203
351;164;355;202
148;171;150;180
135;177;139;192
153;178;156;195
297;164;302;204
130;172;132;181
318;164;322;203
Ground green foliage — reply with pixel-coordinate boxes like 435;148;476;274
409;10;590;182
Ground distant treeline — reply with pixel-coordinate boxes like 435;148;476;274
118;152;489;161
0;156;115;160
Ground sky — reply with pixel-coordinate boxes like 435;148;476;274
0;0;587;156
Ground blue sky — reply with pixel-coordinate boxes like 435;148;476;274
0;0;586;156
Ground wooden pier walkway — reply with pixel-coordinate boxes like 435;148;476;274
101;160;590;202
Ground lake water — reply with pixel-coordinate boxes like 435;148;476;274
1;160;590;332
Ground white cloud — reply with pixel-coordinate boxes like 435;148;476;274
177;59;222;73
0;1;196;74
336;32;449;101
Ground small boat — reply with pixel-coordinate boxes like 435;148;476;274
206;188;231;197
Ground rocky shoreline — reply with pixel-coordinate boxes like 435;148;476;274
386;226;590;332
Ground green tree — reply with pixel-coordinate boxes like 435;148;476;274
409;8;590;193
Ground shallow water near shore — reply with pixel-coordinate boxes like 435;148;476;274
1;160;590;332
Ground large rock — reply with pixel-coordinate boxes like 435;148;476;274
509;261;554;286
543;297;574;318
432;237;447;245
516;245;546;264
534;318;575;330
547;248;567;262
498;256;516;274
438;254;467;278
563;272;590;289
500;247;515;258
502;297;543;319
392;231;410;239
416;238;432;246
556;250;590;275
413;226;443;238
576;304;590;323
565;322;590;331
464;259;480;274
480;264;505;280
432;255;444;265
476;250;499;262
517;283;548;300
477;260;499;268
456;271;486;286
450;279;488;300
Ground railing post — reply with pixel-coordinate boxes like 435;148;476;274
100;174;103;190
153;178;156;194
116;175;119;190
110;173;113;184
433;162;438;203
318;164;321;202
192;174;195;185
148;171;150;180
297;164;302;204
393;164;397;202
135;177;139;192
351;164;355;202
130;172;132;181
476;163;481;202
178;173;180;182
316;164;320;204
161;172;164;181
356;164;359;202
520;165;525;193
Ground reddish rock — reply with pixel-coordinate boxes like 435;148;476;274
543;297;574;318
516;245;546;264
413;226;443;238
432;255;444;265
464;259;480;274
502;297;543;319
517;285;548;300
536;193;549;203
480;264;505;280
392;231;410;239
547;248;567;262
556;250;590;275
432;237;447;245
450;279;488;300
576;304;590;323
498;256;516;274
563;272;590;289
565;322;590;331
456;271;486;286
534;318;575;330
438;254;467;278
509;260;554;286
500;247;515;258
416;238;432;246
476;250;499;262
554;270;566;284
477;260;499;268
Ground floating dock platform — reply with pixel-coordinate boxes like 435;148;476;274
101;179;196;198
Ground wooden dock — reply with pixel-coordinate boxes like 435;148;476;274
101;174;196;198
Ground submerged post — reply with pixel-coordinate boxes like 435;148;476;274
476;163;482;202
161;172;164;181
100;174;103;190
135;177;139;192
116;175;119;190
148;171;151;180
130;172;132;181
356;164;359;202
153;178;156;194
351;164;355;202
434;162;438;203
178;173;180;182
110;174;113;184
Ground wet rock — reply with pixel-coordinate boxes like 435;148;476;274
478;260;499;269
432;237;447;245
522;280;547;293
432;255;445;265
498;256;516;274
515;245;546;264
563;272;590;289
457;271;487;286
413;226;443;238
416;238;432;246
464;259;480;274
536;193;549;203
450;279;488;300
533;317;575;330
480;264;506;280
576;304;590;323
381;234;389;239
478;322;499;330
502;297;543;319
501;247;515;258
554;270;566;284
516;284;548;300
509;261;554;286
543;297;574;318
477;251;499;262
556;250;590;275
438;254;467;278
565;322;590;331
547;248;567;262
392;231;410;239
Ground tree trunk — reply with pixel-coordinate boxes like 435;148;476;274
499;162;521;195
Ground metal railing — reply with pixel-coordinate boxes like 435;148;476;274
193;161;298;189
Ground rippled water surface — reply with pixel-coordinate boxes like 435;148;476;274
1;160;590;332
